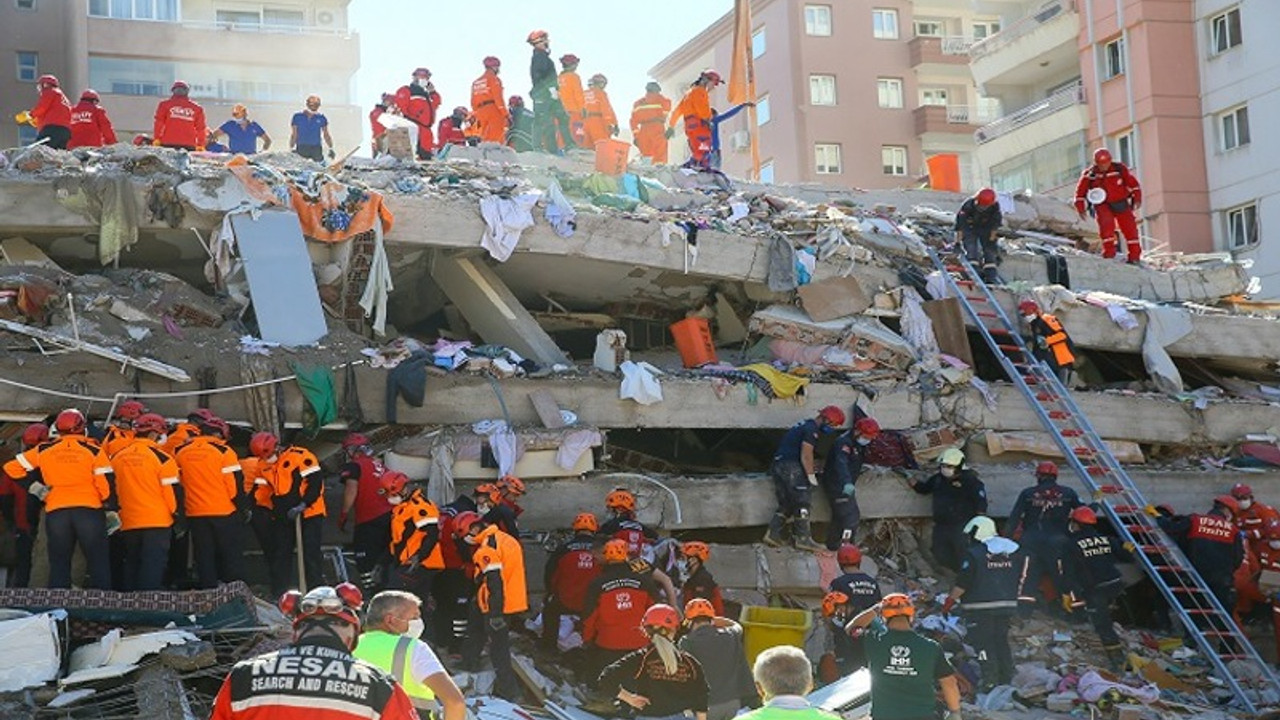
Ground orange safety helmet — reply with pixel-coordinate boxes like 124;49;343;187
132;413;169;436
681;541;710;563
880;592;915;620
1018;300;1040;315
80;89;100;102
822;591;850;618
498;475;526;497
1093;148;1112;165
1036;461;1059;478
684;597;715;621
483;56;502;69
602;538;629;563
115;400;147;422
700;69;722;85
1231;483;1254;500
606;488;636;513
976;188;997;207
279;583;364;630
22;423;50;447
249;431;279;459
572;512;599;533
642;603;680;631
854;417;881;439
819;405;846;426
54;409;86;435
836;543;862;567
452;510;483;538
475;483;503;504
378;471;409;498
527;29;549;45
1069;506;1098;525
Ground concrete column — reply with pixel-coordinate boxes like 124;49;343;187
429;252;570;367
65;0;89;98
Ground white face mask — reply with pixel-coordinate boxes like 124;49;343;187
1239;499;1253;510
405;618;425;639
856;437;872;446
1270;540;1280;550
477;501;493;514
155;434;168;447
1023;314;1036;322
387;495;403;506
940;466;957;478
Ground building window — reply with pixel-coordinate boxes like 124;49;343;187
15;0;36;10
972;21;1001;40
752;28;767;58
756;94;771;125
872;9;898;39
1210;7;1242;55
1103;38;1125;79
920;88;949;106
809;74;837;105
18;125;38;145
16;51;37;82
1114;131;1135;168
914;20;944;37
760;160;775;184
882;145;908;175
89;0;179;20
1226;202;1259;249
877;78;904;108
805;5;832;36
815;144;842;174
1219;105;1250;151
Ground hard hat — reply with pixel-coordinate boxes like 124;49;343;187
572;512;599;533
560;54;580;66
474;483;502;504
453;105;469;116
1231;483;1254;500
1035;461;1059;478
378;471;409;498
880;592;915;620
37;74;60;88
201;417;230;439
342;432;371;452
606;488;636;513
819;405;846;426
1265;519;1280;540
231;103;247;119
589;73;607;87
412;67;431;77
509;95;525;107
681;540;710;563
938;448;965;467
279;582;364;630
641;603;680;631
188;408;217;424
964;515;998;541
249;431;278;459
80;89;100;102
836;543;863;567
498;475;526;497
306;94;321;105
684;597;715;621
854;416;881;439
54;409;86;434
603;538;629;563
976;188;997;207
22;423;49;447
171;80;189;92
1214;495;1240;514
527;29;549;44
132;413;169;436
1093;148;1112;164
822;591;850;618
646;81;662;93
1086;188;1108;205
115;400;147;422
1018;300;1040;315
483;56;502;69
700;69;722;85
1069;506;1098;525
452;510;482;538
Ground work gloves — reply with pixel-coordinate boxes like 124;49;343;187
841;483;855;497
287;503;307;521
104;511;122;536
807;473;819;487
27;481;49;502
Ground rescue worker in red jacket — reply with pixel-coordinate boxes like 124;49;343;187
1231;483;1280;558
1019;299;1077;383
1233;519;1280;657
542;512;603;648
368;92;397;156
679;541;724;617
470;57;508;144
1157;496;1244;610
583;538;660;682
581;74;618;148
67;89;118;149
210;583;419;720
631;82;673;164
153;80;206;150
20;74;72;149
337;432;393;589
1074;147;1144;264
0;422;48;587
457;510;528;701
436;106;469;150
598;488;658;558
670;70;720;169
396;68;441;160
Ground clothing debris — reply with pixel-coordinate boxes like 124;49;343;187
479;191;541;262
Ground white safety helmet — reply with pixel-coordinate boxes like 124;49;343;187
964;515;998;542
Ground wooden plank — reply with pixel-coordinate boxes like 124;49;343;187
0;237;60;269
528;389;566;429
921;297;974;367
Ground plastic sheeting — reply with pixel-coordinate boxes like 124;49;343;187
230;210;327;346
0;611;63;692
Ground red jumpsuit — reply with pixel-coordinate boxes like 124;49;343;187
436;116;467;149
1073;161;1143;262
582;87;617;148
470;70;508;144
1238;501;1280;557
368;103;390;154
395;85;441;158
68;100;117;148
30;87;72;132
153;96;207;149
1234;543;1280;657
630;92;672;164
670;85;713;167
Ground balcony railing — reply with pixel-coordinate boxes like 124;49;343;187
941;36;975;55
974;81;1084;144
946;104;1002;125
969;0;1075;60
180;20;353;38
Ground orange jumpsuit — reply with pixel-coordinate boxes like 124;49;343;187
630;91;672;164
1239;501;1280;557
1234;543;1280;657
470;70;508;144
559;71;586;145
581;87;617;148
670;85;713;166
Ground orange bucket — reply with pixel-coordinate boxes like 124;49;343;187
594;139;631;176
670;317;718;368
926;153;961;192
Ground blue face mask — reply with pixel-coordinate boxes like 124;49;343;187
820;424;836;435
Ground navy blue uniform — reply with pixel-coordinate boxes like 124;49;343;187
821;432;868;550
1008;479;1080;602
956;538;1030;687
955;196;1003;281
1063;526;1127;647
912;469;987;571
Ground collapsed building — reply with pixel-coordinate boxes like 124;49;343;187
2;138;1280;718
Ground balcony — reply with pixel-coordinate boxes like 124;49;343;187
909;35;974;72
86;16;359;70
913;104;1001;136
969;0;1079;90
973;82;1088;176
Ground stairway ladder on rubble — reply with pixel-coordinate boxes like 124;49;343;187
928;248;1279;714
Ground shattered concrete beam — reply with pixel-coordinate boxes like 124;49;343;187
1000;251;1250;305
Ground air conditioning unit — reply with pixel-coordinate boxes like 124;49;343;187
317;10;334;25
729;130;751;151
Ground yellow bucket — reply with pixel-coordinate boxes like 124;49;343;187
739;606;813;664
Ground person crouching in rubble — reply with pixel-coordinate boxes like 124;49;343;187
679;598;757;720
821;416;880;550
1018;300;1078;385
908;448;988;572
954;187;1003;284
353;590;466;720
1061;505;1130;671
1234;520;1280;658
766;406;846;552
847;593;963;720
600;603;710;720
456;509;528;702
583;538;661;681
542;512;603;650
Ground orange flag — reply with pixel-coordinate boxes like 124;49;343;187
728;0;761;179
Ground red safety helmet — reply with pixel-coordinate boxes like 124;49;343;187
188;408;217;424
1069;506;1098;525
22;423;49;447
1231;483;1254;500
498;475;526;497
378;471;409;498
560;53;580;66
700;69;722;85
589;73;607;87
279;582;364;630
132;413;169;436
527;29;549;45
54;409;86;435
249;431;279;459
115;400;147;422
201;417;230;439
681;541;710;563
1036;461;1059;478
606;488;636;513
572;512;599;533
642;603;680;631
452;510;482;538
483;56;502;69
412;67;431;78
976;188;997;207
819;405;846;426
1093;148;1112;165
1214;495;1240;514
880;592;915;620
1018;300;1040;315
37;74;59;88
171;80;190;93
80;89;100;102
854;417;881;439
836;543;863;567
1265;520;1280;541
823;591;850;618
342;432;371;452
684;598;715;621
602;538;629;563
509;95;525;107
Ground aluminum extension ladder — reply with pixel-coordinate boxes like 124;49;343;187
928;247;1278;713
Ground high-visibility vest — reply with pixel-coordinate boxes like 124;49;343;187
1039;313;1075;367
353;630;435;702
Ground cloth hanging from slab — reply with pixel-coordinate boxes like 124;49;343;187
340;364;365;430
240;355;281;436
555;428;602;470
767;236;798;292
358;220;394;336
291;363;337;436
737;363;810;399
385;350;430;423
472;419;519;476
55;174;139;266
620;361;664;405
480;192;540;262
899;287;940;357
543;178;577;237
426;434;456;507
1141;306;1193;394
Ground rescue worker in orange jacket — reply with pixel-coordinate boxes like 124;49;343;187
470;57;509;144
175;414;247;588
382;471;444;606
1233;519;1280;656
558;54;587;146
631;82;673;164
153;80;207;150
4;409;115;589
475;482;520;538
583;538;660;682
111;413;182;591
1231;483;1280;558
20;74;72;149
1074;148;1144;264
542;512;602;648
436;106;469;150
396;68;442;160
102;400;146;457
251;432;325;595
1019;300;1077;383
581;74;618;148
670;70;721;169
456;510;527;701
163;408;212;456
67;89;118;149
338;432;393;589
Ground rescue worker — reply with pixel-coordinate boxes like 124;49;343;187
436;106;469;150
435;494;479;656
942;515;1032;690
679;540;724;617
1233;520;1280;658
739;647;833;720
764;405;845;552
818;591;861;680
353;590;466;720
507;95;536;151
174;414;247;588
599;604;710;720
670;70;721;169
631;82;673;165
828;544;882;617
382;471;443;616
581;74;618;148
496;475;527;524
457;509;527;701
0;423;47;587
955;187;1003;283
369;92;397;156
111;413;181;591
542;512;602;649
152;80;206;150
1074;148;1143;264
679;598;755;720
209;583;419;720
1061;505;1128;670
847;594;962;720
1156;496;1244;611
1006;460;1080;609
240;442;279;592
3;409;114;589
250;432;325;595
475;482;519;537
67;89;117;149
599;488;659;558
470;57;508;144
397;67;441;160
337;432;392;589
1231;483;1280;558
1019;300;1077;384
290;94;334;162
821;416;880;550
19;74;72;149
211;104;270;155
102;400;147;457
583;538;661;680
558;54;587;146
528;29;575;153
163;408;210;456
908;448;988;572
